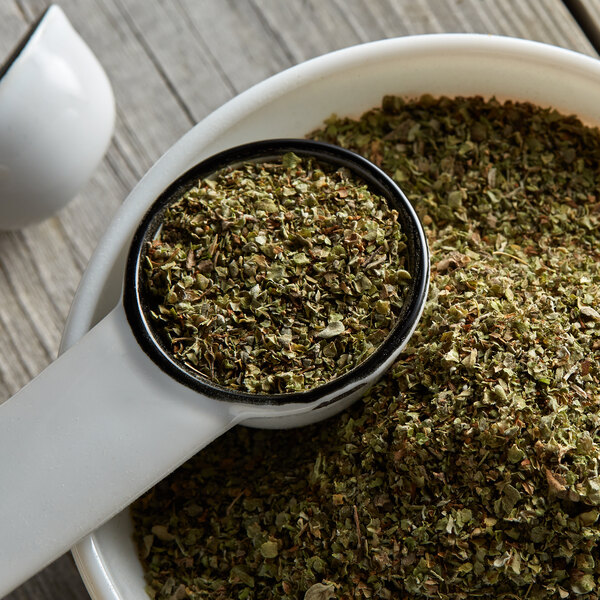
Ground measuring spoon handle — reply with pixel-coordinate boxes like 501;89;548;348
0;305;238;596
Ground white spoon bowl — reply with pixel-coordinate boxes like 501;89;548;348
0;5;114;229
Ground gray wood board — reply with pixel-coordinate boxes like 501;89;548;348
564;0;600;50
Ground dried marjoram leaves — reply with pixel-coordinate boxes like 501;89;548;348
142;153;409;394
132;96;600;600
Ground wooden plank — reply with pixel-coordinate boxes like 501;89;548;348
247;0;596;56
114;0;597;129
0;2;30;59
564;0;600;51
0;0;596;599
7;555;89;600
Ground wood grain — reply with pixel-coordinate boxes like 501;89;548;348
0;0;596;598
564;0;600;50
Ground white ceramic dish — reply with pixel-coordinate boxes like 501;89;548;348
63;34;600;599
0;5;114;230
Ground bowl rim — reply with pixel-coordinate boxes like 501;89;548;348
66;33;600;600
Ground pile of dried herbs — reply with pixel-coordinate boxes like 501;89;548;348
132;96;600;600
142;153;409;394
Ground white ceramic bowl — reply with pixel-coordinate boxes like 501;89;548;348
0;5;114;230
63;34;600;599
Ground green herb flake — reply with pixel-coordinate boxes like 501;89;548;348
142;154;409;394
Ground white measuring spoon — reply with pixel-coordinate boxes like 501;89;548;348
0;139;429;595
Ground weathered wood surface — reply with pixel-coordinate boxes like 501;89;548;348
0;0;596;598
564;0;600;50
